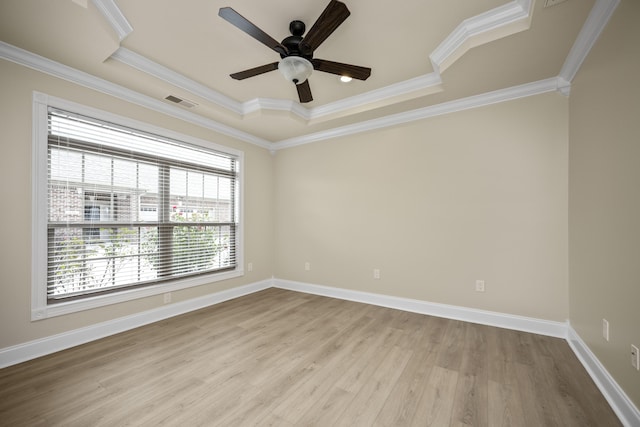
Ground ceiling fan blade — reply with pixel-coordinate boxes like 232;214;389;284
218;7;287;56
300;0;350;54
312;59;371;80
230;62;279;80
296;80;313;103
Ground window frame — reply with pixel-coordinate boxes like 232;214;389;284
31;92;244;321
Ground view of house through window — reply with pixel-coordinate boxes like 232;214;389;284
45;108;239;302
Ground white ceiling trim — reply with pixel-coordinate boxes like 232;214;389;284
90;0;132;41
110;47;244;115
105;0;534;123
557;77;571;96
430;0;533;73
0;41;271;149
110;46;444;123
559;0;620;85
243;97;309;118
0;0;620;151
308;73;443;122
271;77;565;150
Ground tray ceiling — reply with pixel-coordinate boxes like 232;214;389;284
1;0;614;147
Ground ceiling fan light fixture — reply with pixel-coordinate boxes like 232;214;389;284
278;56;313;85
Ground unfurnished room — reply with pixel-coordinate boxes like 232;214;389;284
0;0;638;425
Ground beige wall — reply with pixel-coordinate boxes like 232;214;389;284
3;4;637;408
569;0;640;408
0;60;274;348
274;93;569;321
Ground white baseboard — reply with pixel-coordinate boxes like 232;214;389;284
2;277;636;427
0;279;272;369
275;278;639;426
274;278;568;338
567;326;640;427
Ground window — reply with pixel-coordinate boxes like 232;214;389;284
32;93;243;319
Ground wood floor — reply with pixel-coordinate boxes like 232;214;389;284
0;288;620;426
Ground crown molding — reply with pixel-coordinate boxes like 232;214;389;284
111;47;312;120
243;97;310;119
559;0;620;83
309;73;443;122
557;77;571;96
0;41;271;149
105;0;534;123
110;47;244;115
91;0;133;41
111;46;445;123
430;0;533;73
1;0;619;152
272;77;563;150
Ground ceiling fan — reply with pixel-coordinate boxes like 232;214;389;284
218;0;371;103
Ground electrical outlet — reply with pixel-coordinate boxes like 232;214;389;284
632;345;639;370
247;262;253;272
475;280;485;292
163;293;172;304
602;318;609;341
304;262;310;271
373;269;380;279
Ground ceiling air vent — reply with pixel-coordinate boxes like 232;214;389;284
164;95;197;109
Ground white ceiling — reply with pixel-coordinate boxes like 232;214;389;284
1;0;613;147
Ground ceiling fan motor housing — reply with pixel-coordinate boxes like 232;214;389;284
281;20;313;60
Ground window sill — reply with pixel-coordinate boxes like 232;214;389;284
31;268;244;321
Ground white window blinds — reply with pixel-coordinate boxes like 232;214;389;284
46;108;239;302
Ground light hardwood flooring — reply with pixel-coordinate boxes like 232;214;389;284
0;288;621;426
